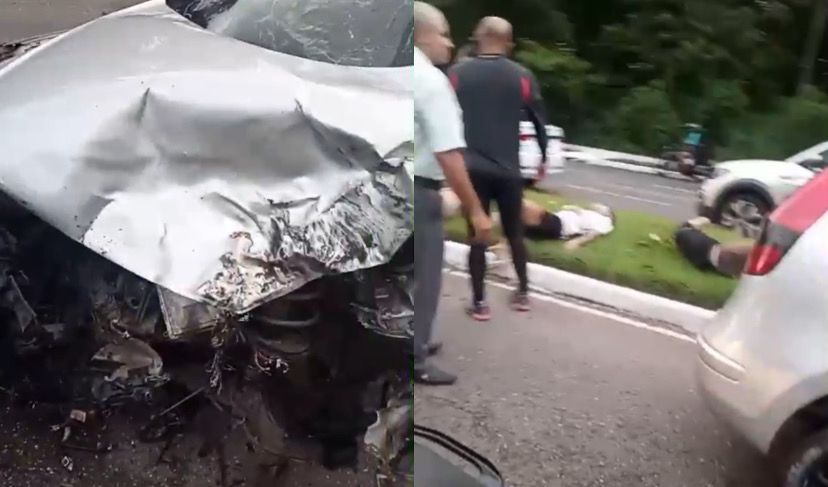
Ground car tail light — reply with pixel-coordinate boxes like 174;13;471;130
744;171;828;275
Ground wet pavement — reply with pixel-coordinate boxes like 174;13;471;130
0;0;145;43
415;273;775;487
542;163;699;222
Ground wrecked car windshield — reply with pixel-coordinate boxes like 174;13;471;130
167;0;414;67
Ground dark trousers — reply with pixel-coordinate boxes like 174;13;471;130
467;170;528;302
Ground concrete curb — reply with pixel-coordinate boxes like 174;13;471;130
444;241;715;336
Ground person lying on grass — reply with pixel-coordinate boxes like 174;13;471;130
441;188;616;254
674;217;753;278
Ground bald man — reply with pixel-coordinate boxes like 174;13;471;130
447;16;549;320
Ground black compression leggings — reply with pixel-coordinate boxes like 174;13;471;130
467;171;528;302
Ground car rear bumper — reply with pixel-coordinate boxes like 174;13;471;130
695;273;827;455
695;335;768;452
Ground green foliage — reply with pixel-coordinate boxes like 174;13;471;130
437;0;828;158
692;80;750;145
515;40;605;132
607;83;681;154
717;92;828;160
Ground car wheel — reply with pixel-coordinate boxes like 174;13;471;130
783;430;828;487
715;192;770;239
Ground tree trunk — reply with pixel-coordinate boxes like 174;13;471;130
797;0;828;94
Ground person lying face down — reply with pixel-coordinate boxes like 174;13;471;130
440;188;615;249
674;217;753;277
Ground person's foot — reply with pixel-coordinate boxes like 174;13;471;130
685;216;711;230
466;301;491;321
425;342;443;356
510;291;531;312
414;363;457;386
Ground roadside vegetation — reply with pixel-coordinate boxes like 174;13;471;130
434;0;828;160
444;190;749;309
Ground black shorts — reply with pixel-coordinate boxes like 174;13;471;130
467;170;525;240
674;225;719;270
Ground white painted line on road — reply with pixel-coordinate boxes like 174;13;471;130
599;182;696;200
568;158;662;175
446;270;695;344
653;184;698;195
564;184;674;207
567;158;699;182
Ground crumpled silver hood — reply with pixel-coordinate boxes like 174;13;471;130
0;1;413;314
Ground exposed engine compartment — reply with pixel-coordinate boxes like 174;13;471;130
0;200;413;484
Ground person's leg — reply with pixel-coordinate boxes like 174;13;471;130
674;223;721;271
413;184;454;384
714;242;753;277
465;171;492;318
496;177;530;307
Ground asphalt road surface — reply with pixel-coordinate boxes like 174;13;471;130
541;163;700;222
415;273;774;487
0;0;145;43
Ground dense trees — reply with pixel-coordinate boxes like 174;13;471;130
433;0;828;158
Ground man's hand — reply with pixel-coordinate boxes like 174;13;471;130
436;149;490;242
469;208;493;244
536;163;547;182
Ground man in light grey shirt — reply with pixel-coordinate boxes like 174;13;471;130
414;1;491;386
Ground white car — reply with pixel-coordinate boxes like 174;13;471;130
696;168;828;485
519;121;565;184
697;141;828;237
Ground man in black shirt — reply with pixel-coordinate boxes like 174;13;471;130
448;16;548;320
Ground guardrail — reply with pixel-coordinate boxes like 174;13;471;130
560;143;700;180
563;143;665;168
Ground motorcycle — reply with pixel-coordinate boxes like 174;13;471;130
659;124;716;181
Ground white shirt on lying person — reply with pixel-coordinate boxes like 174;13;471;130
556;205;614;239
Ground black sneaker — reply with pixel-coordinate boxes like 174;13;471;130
414;363;457;386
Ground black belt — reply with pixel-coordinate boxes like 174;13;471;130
414;176;442;191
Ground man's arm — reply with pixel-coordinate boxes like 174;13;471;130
525;107;548;162
523;70;549;168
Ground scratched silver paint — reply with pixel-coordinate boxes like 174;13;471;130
0;0;413;313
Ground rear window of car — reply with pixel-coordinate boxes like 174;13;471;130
167;0;412;68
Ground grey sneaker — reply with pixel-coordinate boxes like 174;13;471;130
414;363;457;386
466;301;491;322
425;342;443;356
510;291;531;312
